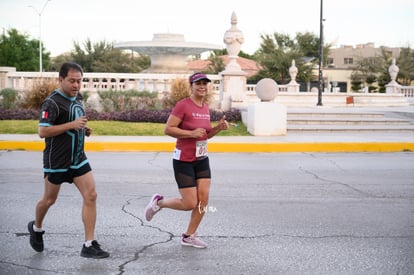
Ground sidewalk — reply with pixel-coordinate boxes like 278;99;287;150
1;106;413;153
1;132;413;152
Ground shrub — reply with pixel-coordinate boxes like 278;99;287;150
81;91;89;102
85;108;100;120
162;78;215;109
0;88;19;109
0;107;242;124
0;108;39;120
97;109;172;123
162;78;190;109
210;108;241;122
21;78;59;110
98;89;160;112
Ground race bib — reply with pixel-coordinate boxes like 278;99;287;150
196;141;208;158
173;148;182;160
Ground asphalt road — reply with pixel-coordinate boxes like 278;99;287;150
0;151;413;275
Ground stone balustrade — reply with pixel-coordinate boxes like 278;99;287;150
399;86;414;102
0;67;290;94
0;67;412;107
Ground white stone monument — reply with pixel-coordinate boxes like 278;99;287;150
287;59;300;92
247;78;287;136
385;58;401;93
219;12;247;111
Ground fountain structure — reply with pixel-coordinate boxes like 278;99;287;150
114;33;222;73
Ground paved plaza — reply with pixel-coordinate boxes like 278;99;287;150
0;150;413;274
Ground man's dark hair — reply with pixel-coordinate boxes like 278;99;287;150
59;62;83;78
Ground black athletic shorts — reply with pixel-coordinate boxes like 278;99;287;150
44;163;92;185
173;157;211;189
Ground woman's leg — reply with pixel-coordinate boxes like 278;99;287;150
185;178;211;235
158;187;198;210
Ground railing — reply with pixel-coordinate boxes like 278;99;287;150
0;70;291;94
399;86;414;102
2;72;213;93
1;69;412;104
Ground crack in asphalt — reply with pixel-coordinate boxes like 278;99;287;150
213;233;414;239
308;153;347;172
299;165;414;199
0;260;65;274
299;166;387;199
114;152;174;274
10;229;414;275
299;165;375;196
303;154;414;199
117;197;174;275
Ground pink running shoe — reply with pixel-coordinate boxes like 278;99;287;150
181;233;208;248
144;194;163;221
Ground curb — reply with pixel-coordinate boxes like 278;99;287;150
1;141;414;153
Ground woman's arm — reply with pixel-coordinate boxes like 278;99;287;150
164;114;206;139
207;115;228;139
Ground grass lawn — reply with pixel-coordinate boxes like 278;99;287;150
0;120;250;136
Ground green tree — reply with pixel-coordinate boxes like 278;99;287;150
196;49;255;75
295;32;330;90
251;32;322;86
204;50;226;74
397;47;414;85
295;32;320;60
238;50;255;60
71;39;111;72
351;47;414;92
351;47;395;93
0;28;50;71
51;38;150;73
353;56;385;92
48;52;73;72
350;72;363;92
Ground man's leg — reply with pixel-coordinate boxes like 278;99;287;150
35;177;61;228
28;177;61;252
74;170;109;258
73;171;97;241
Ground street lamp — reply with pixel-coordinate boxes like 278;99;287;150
28;0;51;73
317;0;324;106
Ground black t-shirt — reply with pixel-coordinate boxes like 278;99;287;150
39;90;88;172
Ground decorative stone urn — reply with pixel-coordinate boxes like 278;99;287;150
385;58;401;93
255;78;278;102
289;60;298;84
388;58;399;85
223;12;244;72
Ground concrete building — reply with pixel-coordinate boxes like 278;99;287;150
322;43;401;93
327;43;400;69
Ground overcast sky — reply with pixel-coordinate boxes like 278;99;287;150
1;0;413;57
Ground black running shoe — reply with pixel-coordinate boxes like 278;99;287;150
80;240;109;259
27;220;44;252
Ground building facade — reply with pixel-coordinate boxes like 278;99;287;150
323;43;401;93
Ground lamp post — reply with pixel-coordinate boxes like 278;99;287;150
29;0;51;73
317;0;324;106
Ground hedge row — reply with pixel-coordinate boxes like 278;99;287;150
0;108;241;123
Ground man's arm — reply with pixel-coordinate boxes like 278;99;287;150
38;116;88;138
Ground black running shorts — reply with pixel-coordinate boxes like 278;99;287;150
173;157;211;189
44;163;92;185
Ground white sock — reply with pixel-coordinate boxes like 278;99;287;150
84;240;93;247
33;224;43;232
